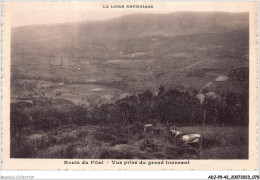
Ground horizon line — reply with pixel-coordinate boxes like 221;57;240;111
11;11;249;29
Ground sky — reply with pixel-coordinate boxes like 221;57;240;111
3;2;254;27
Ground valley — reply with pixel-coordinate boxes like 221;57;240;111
11;12;249;107
10;12;249;160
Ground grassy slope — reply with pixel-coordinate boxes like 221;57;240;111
33;124;248;159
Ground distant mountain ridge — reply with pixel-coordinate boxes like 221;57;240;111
12;12;248;59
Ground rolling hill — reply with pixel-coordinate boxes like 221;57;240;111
11;12;249;106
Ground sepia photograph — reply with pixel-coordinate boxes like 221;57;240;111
1;1;258;170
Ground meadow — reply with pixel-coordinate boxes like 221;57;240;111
179;126;248;159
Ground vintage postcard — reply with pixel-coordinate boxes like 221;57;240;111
1;1;258;170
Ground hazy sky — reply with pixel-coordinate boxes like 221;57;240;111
3;2;253;27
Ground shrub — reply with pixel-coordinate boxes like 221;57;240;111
201;146;248;159
73;146;89;159
153;152;166;159
10;137;37;158
129;122;144;135
55;92;62;96
65;143;77;159
94;132;116;142
71;106;87;126
77;129;89;137
137;133;145;140
15;101;33;108
110;138;128;146
99;149;134;159
38;145;67;158
96;125;128;140
165;146;181;158
55;132;77;144
202;137;222;149
143;139;155;149
136;152;153;159
180;145;200;156
10;108;29;136
20;127;36;136
139;143;146;151
228;135;248;147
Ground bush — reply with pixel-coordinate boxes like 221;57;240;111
129;122;144;135
136;152;153;159
20;127;36;136
38;145;67;158
228;135;248;147
153;152;166;159
71;106;87;126
165;146;181;158
65;143;77;159
77;129;89;137
96;125;128;139
201;146;248;159
39;143;92;159
10;137;37;158
180;145;200;156
10;108;29;136
137;133;145;141
15;101;33;108
110;138;128;146
94;132;116;142
55;132;77;144
202;137;222;149
99;149;134;159
55;92;62;96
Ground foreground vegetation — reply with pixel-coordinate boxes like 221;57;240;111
11;86;248;159
11;123;248;159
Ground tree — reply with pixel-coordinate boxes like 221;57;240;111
72;106;87;126
202;97;217;125
10;107;29;136
158;85;165;96
138;90;153;103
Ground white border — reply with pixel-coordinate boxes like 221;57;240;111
0;0;259;179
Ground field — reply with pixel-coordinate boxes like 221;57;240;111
12;124;248;159
11;79;129;108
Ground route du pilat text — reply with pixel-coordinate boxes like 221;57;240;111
64;160;190;165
